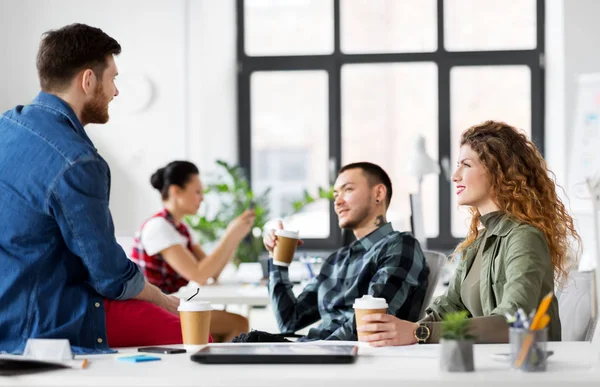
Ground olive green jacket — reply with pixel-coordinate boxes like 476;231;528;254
424;212;560;342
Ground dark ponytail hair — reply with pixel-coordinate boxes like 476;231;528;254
150;161;199;200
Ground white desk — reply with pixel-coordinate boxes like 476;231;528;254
5;342;599;387
172;281;448;308
171;260;449;308
173;283;272;307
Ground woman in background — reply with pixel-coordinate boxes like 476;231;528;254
132;161;254;342
357;120;581;345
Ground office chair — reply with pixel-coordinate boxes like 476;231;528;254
419;250;447;320
556;270;596;341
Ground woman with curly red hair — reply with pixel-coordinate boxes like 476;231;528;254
357;120;581;345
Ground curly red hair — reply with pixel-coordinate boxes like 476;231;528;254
454;121;580;285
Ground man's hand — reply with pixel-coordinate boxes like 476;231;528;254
263;220;303;255
160;294;181;316
134;281;180;315
357;313;419;347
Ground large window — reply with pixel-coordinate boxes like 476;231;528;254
238;0;545;250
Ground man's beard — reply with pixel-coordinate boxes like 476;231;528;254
81;84;109;125
338;205;371;230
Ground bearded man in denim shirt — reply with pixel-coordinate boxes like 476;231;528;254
0;24;187;354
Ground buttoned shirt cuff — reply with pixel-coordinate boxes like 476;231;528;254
115;266;145;300
268;258;291;282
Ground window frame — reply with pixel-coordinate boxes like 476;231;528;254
237;0;545;251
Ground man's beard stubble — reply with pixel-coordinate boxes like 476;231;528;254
80;84;110;126
339;205;371;230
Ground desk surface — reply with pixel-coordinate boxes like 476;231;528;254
173;283;274;306
173;282;448;307
5;342;600;387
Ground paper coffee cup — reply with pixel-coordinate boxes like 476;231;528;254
178;300;212;351
273;229;300;267
353;295;388;340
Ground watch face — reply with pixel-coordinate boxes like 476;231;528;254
415;325;429;339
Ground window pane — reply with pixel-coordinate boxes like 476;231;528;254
342;63;439;237
244;0;334;56
450;65;531;237
251;71;330;239
341;0;437;53
444;0;536;51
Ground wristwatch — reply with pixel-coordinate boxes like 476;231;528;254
414;323;430;344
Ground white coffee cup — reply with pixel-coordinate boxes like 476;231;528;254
272;229;300;267
353;295;389;340
178;300;212;351
353;295;388;310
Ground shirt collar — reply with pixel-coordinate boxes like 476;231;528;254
31;91;95;149
350;223;394;252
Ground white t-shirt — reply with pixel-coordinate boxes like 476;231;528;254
140;217;198;256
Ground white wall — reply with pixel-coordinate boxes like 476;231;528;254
0;0;237;236
546;0;600;267
2;0;600;260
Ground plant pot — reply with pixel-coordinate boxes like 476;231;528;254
440;339;475;372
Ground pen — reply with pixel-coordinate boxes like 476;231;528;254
305;262;315;279
505;313;517;327
516;308;528;329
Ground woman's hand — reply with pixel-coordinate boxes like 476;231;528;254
226;210;256;240
357;313;419;347
263;220;303;255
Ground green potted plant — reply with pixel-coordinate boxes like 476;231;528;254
185;160;332;269
440;311;475;372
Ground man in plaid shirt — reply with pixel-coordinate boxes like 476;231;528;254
263;162;429;341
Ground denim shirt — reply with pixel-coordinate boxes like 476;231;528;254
0;92;145;354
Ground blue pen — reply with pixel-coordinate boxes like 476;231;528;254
305;262;315;279
516;308;527;329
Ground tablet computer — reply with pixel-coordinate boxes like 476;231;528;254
190;344;358;364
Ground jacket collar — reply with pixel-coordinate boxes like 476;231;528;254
479;211;519;237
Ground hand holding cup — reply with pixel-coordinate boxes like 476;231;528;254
263;221;303;252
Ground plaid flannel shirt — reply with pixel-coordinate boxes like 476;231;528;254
268;223;429;341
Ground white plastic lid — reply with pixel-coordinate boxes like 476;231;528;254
177;300;212;312
353;295;388;310
275;229;299;239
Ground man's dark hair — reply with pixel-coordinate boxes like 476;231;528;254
36;23;121;92
338;162;393;208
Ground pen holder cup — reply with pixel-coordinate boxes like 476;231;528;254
509;327;548;372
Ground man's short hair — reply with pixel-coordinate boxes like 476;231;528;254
338;162;393;208
37;23;121;92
